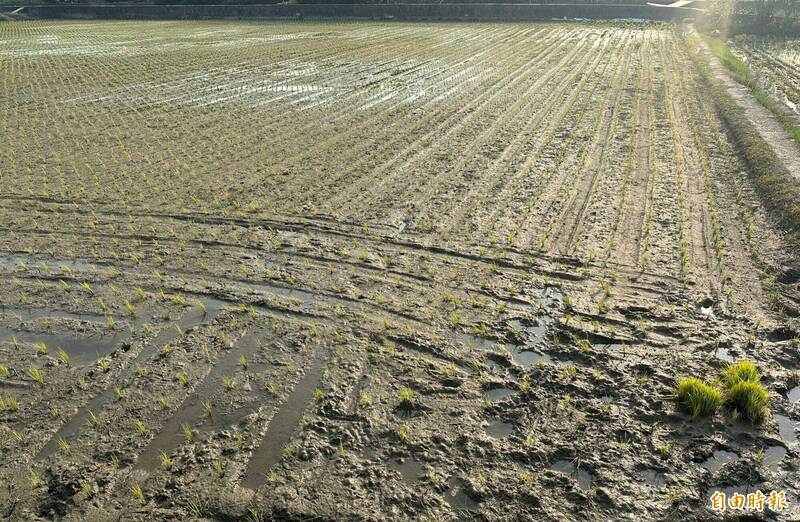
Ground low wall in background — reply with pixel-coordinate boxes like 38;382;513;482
17;3;695;22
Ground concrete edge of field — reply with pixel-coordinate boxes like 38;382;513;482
686;25;800;238
692;27;800;183
3;3;697;22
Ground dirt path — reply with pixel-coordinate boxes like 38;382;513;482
693;27;800;181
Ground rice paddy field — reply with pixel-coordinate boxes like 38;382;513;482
1;20;799;521
731;37;800;121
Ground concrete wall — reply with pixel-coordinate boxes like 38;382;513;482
19;3;695;22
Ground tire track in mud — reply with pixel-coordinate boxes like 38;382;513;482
1;250;490;369
241;346;328;489
34;299;226;459
0;202;684;296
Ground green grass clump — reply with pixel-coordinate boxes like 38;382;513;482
721;360;759;388
677;377;724;417
704;36;749;81
721;360;769;422
725;380;769;422
702;35;800;147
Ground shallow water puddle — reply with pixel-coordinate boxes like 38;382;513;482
510;349;552;367
788;386;800;404
485;387;514;402
445;476;480;511
0;327;126;364
0;255;97;274
550;459;592;491
0;307;146;363
241;349;327;489
775;414;799;446
1;307;108;323
700;450;738;472
453;331;495;351
485;418;514;439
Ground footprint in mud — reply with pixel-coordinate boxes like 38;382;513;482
763;445;786;472
637;469;665;488
700;450;738;473
484;387;514;402
445;476;480;512
550;459;592;491
389;457;424;483
775;414;799;446
485;418;514;439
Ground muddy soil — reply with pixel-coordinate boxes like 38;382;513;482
0;20;798;521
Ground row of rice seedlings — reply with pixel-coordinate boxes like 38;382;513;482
534;35;635;252
429;32;603;241
637;38;660;273
320;25;567;218
481;30;618;247
659;33;691;284
600;33;649;265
